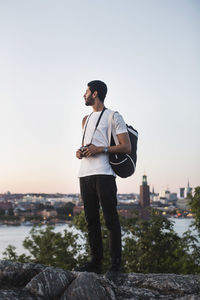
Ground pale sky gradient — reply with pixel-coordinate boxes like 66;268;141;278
0;0;199;195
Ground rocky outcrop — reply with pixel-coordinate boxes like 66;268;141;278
0;260;200;299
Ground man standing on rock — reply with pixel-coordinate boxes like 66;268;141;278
75;80;131;278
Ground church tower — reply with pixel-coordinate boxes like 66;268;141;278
140;174;150;208
186;180;192;197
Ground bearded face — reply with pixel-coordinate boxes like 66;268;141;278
84;87;95;106
85;94;95;106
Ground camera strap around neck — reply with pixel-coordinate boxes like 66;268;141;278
82;106;107;146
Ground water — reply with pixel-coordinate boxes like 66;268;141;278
169;218;196;236
0;218;198;259
0;224;84;259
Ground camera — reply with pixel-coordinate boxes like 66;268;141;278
79;144;91;157
79;145;88;152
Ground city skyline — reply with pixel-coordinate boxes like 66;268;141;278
0;175;195;198
0;0;199;194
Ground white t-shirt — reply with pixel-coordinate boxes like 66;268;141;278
78;108;127;178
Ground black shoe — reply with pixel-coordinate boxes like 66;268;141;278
73;261;102;274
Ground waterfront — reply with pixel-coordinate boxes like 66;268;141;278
0;218;199;259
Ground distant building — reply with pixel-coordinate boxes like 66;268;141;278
179;181;192;199
159;197;167;205
159;188;170;200
151;191;160;202
39;209;57;218
139;174;150;219
179;188;185;198
23;195;46;203
0;201;12;210
150;186;155;202
73;205;84;215
169;193;177;201
186;180;192;197
117;202;139;218
140;174;150;208
48;196;78;205
165;190;170;200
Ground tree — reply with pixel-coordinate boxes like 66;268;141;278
8;208;14;216
189;186;200;235
3;245;31;263
3;225;86;270
3;208;200;274
122;211;200;274
56;202;75;218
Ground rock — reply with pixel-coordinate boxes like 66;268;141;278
0;260;200;300
25;266;75;299
178;297;200;300
60;272;116;300
0;288;43;300
113;273;200;300
0;260;46;288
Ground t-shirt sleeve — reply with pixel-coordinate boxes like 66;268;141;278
113;112;127;135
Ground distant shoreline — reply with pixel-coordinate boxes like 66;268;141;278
0;215;195;227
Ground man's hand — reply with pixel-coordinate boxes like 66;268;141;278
76;149;83;159
82;144;102;157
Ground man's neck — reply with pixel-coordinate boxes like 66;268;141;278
92;100;104;112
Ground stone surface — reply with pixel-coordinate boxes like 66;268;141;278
25;266;75;299
0;288;43;300
61;272;116;300
0;260;46;288
113;273;200;300
0;260;200;300
178;297;200;300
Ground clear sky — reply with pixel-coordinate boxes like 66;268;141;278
0;0;199;195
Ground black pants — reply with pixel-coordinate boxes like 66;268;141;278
80;175;121;264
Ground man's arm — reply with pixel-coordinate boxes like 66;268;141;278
76;115;88;159
107;132;131;154
82;115;88;129
82;132;131;157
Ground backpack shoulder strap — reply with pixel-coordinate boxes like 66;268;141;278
108;111;119;146
82;107;107;146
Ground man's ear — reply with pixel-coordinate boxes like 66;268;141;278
92;91;98;98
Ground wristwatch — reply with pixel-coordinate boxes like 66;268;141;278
103;147;109;153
